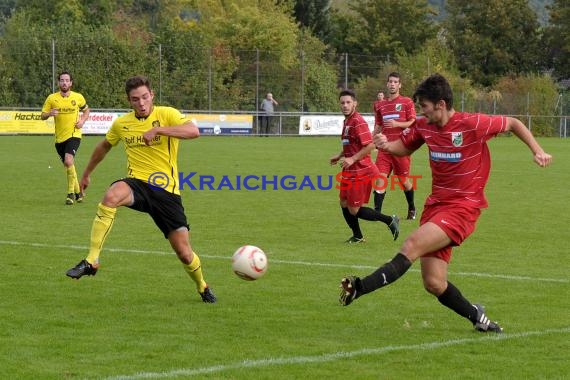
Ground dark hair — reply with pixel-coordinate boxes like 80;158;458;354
387;71;400;80
339;88;356;100
413;73;454;110
58;71;73;81
125;75;151;96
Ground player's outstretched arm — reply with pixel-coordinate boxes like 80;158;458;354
143;120;199;145
506;117;553;168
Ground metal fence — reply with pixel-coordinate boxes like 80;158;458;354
208;111;570;137
1;38;568;136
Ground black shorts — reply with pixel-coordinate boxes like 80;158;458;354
118;178;190;239
55;137;81;162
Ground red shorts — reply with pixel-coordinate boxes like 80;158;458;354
375;151;411;177
338;167;379;208
420;203;481;263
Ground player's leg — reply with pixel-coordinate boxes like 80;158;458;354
339;221;449;305
393;156;416;220
340;198;364;243
422;257;502;332
62;138;82;204
55;141;74;205
373;155;391;213
420;206;501;332
65;180;131;279
422;256;473;319
168;229;216;303
148;188;216;303
350;178;399;240
372;172;389;212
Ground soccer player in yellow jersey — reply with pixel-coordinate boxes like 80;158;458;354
41;71;90;205
65;75;216;303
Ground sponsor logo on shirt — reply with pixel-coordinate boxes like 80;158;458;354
383;114;400;121
430;151;462;162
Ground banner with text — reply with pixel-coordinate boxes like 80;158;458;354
299;115;375;136
187;114;253;135
0;111;253;135
0;111;54;134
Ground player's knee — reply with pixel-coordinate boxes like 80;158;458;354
422;277;446;296
348;206;359;216
63;157;74;167
102;182;132;207
400;235;421;261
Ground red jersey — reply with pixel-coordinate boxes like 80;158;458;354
374;95;416;141
400;112;508;208
341;111;375;176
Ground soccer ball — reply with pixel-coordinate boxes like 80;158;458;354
232;245;268;281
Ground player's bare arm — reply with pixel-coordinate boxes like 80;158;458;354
342;143;374;169
41;109;58;120
143;120;199;145
75;107;90;129
385;119;415;129
330;151;344;166
505;117;553;167
80;139;113;192
374;133;414;157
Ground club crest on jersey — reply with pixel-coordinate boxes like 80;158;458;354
451;132;463;147
152;120;161;128
395;104;402;111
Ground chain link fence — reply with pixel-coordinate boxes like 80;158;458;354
0;38;568;136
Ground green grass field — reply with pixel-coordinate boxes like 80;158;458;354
1;135;569;379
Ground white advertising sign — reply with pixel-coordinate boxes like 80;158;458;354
299;115;375;135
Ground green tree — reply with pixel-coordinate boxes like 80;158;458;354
544;0;570;79
173;0;338;112
445;0;542;87
327;0;438;84
0;2;159;108
494;74;560;136
290;0;333;40
355;37;473;112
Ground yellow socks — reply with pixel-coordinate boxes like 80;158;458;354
86;203;117;265
183;252;207;293
65;165;79;194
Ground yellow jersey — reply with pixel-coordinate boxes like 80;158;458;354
106;106;191;195
41;91;88;143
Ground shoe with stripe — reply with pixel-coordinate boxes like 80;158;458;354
473;304;503;333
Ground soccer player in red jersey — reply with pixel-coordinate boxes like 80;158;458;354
339;74;552;332
330;89;400;243
373;72;417;219
376;91;385;102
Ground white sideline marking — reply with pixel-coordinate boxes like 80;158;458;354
0;240;568;284
106;328;570;380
